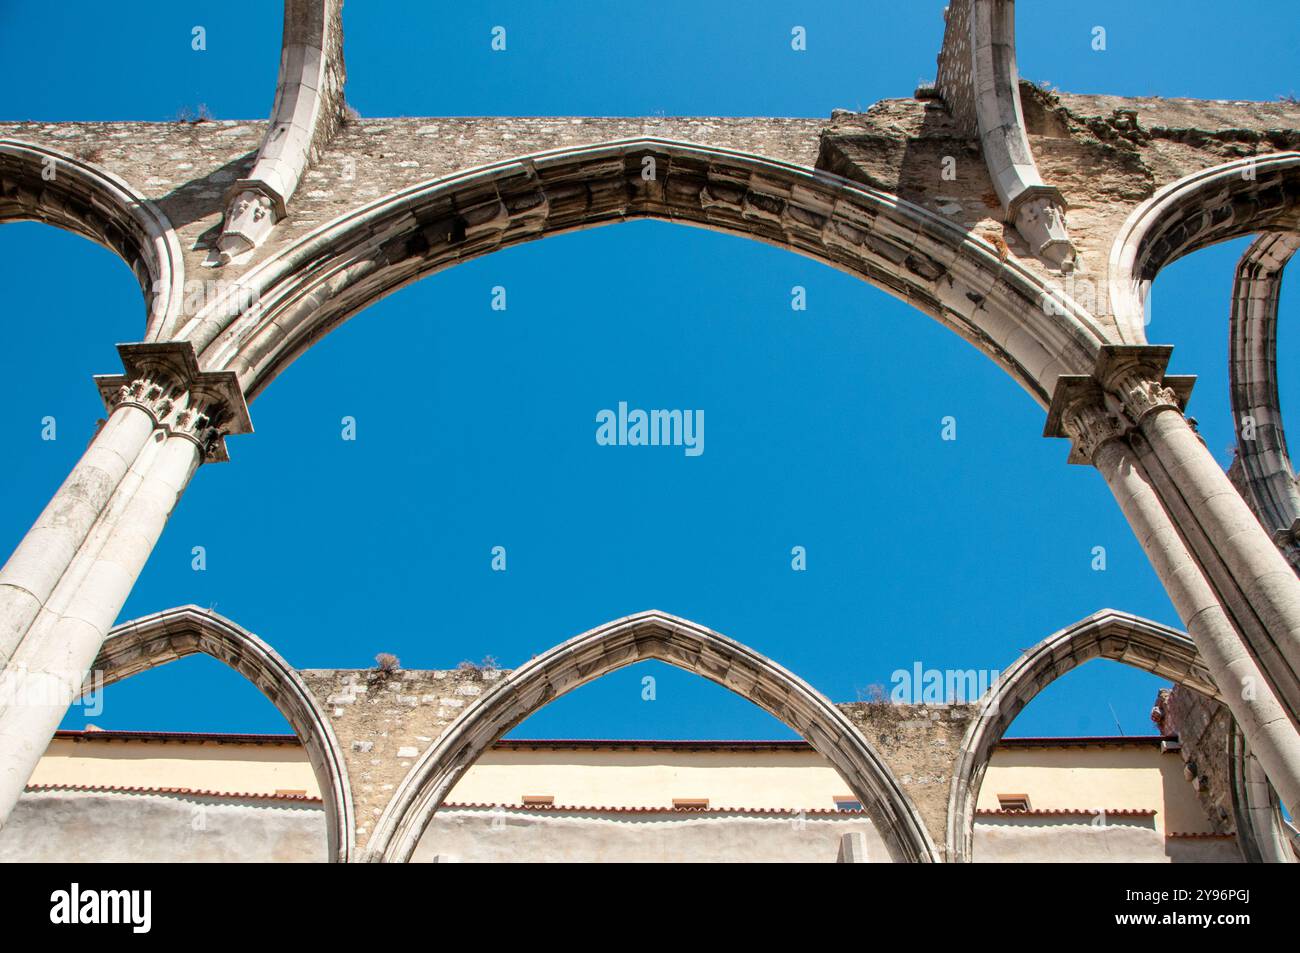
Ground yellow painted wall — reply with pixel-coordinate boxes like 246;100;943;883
29;737;318;797
978;745;1211;834
446;748;852;810
27;737;1211;835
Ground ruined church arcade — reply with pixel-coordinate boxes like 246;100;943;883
1;0;1299;862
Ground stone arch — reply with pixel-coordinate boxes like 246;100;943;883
85;605;354;863
365;610;938;863
1229;231;1300;567
179;138;1108;406
0;139;185;342
1108;152;1300;342
945;608;1219;863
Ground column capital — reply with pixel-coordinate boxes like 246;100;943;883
1045;345;1197;465
1044;376;1126;465
93;342;253;463
1094;345;1196;427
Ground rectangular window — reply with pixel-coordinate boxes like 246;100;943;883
672;798;709;809
521;795;554;806
833;796;863;811
996;793;1031;812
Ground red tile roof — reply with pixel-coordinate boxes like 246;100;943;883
975;807;1156;817
52;729;1177;751
441;801;864;816
26;783;321;804
1165;831;1236;839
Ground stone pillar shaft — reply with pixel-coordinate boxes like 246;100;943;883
0;434;201;828
0;404;156;667
0;341;249;830
1138;407;1300;695
1093;437;1300;815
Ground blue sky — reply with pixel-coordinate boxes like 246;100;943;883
0;2;1296;740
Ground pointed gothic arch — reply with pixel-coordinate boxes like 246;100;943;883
365;610;937;863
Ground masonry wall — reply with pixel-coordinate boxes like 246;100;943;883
837;702;973;848
298;665;507;847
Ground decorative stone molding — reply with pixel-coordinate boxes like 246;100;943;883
1046;377;1124;466
1095;344;1192;427
1006;184;1075;273
89;606;354;863
935;0;1078;271
209;0;347;266
946;608;1218;863
93;342;252;463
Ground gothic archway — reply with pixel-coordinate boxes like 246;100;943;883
945;608;1219;863
177;138;1108;406
366;610;937;863
86;605;354;862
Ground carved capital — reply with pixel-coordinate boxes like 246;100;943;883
1094;344;1196;429
1046;346;1198;465
1045;377;1125;465
94;342;253;463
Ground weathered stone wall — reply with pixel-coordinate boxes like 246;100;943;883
1153;685;1235;834
837;701;974;849
819;89;1300;330
297;663;972;854
298;665;506;847
1020;86;1300;305
933;0;976;137
6;89;1293;346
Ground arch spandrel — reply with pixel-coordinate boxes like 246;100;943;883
85;606;354;863
364;610;938;864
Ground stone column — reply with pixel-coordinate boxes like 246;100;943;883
1050;375;1300;815
1098;347;1300;714
0;343;250;829
0;403;156;666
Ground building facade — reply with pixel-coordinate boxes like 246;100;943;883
0;727;1244;863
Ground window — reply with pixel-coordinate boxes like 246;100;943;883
833;796;863;811
996;793;1031;812
520;795;554;806
672;798;709;809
